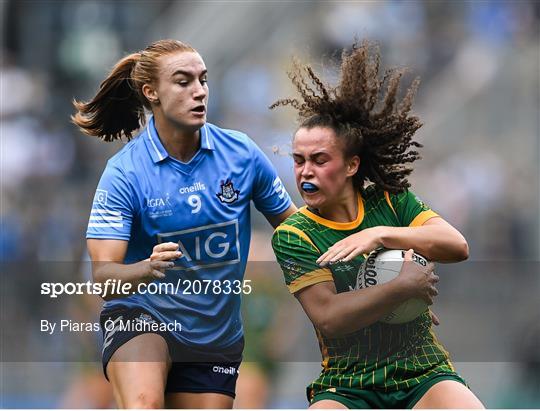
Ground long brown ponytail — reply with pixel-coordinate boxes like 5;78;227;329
72;39;196;142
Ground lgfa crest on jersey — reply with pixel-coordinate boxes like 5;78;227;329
216;179;240;204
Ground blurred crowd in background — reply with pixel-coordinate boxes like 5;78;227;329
1;1;539;408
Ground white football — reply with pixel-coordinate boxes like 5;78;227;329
356;249;429;324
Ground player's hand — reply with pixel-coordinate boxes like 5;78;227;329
140;242;182;280
316;227;383;266
139;260;175;280
395;249;439;305
150;242;182;262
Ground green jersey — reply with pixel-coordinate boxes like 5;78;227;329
272;185;455;394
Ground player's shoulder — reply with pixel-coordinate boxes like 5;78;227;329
272;209;321;253
362;184;408;212
273;208;315;237
282;208;312;226
205;122;260;153
97;132;151;189
206;122;250;144
106;130;147;170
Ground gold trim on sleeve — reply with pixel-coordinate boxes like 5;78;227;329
288;269;334;293
409;210;439;227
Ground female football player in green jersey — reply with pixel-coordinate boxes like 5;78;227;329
271;41;484;409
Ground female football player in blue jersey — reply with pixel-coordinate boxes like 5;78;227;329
72;39;295;408
271;41;484;409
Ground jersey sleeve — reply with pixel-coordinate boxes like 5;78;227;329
387;189;439;227
272;225;333;294
86;164;135;241
249;142;292;215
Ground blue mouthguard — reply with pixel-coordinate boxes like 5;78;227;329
301;182;319;193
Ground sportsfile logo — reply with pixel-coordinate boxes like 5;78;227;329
157;220;240;271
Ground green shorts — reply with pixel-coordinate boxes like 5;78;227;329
309;373;467;409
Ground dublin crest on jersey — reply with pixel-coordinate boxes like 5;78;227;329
216;179;240;204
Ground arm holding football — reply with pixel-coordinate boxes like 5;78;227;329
378;217;469;262
296;250;439;337
317;217;468;266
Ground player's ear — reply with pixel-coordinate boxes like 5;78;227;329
142;83;159;104
346;155;360;177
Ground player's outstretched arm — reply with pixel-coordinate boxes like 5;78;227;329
87;239;180;300
317;217;468;266
296;250;438;337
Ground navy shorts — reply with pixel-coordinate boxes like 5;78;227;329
100;305;243;397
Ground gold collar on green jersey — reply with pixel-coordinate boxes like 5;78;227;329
299;193;364;230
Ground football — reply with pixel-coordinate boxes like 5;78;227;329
356;249;429;324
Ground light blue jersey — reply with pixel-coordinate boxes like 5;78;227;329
87;117;291;348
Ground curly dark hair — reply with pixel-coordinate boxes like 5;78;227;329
270;40;423;193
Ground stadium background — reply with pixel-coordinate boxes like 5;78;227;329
1;0;539;408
